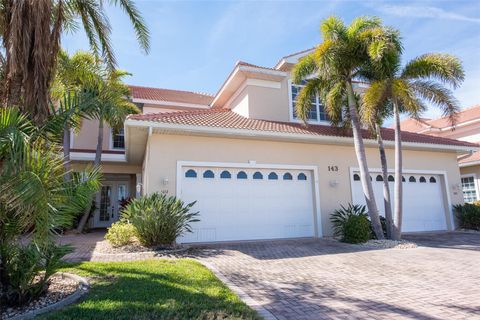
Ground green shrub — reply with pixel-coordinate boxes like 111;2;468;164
344;215;372;243
453;203;480;230
105;222;137;247
330;204;367;237
121;193;199;246
330;204;372;243
0;243;71;306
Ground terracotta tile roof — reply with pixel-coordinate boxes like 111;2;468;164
237;61;279;71
458;150;480;164
427;104;480;128
128;109;478;148
274;47;315;68
399;105;480;133
397;118;432;132
129;85;214;105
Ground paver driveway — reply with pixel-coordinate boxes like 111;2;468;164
198;232;480;320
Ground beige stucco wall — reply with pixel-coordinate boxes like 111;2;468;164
72;119;113;151
229;77;291;123
144;133;464;237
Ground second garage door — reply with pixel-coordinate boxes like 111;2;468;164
351;172;447;232
178;166;316;243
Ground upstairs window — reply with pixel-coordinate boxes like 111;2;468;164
291;81;330;123
112;128;125;149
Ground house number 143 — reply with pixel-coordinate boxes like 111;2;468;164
328;166;339;172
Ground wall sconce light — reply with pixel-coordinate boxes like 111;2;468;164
329;180;339;188
162;178;169;186
136;183;142;194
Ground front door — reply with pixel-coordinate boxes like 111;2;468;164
94;181;129;228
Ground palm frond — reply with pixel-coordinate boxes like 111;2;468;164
295;78;325;123
0;142;101;244
320;16;347;41
361;79;391;125
324;81;346;127
401;53;465;88
410;79;460;126
110;0;150;54
347;16;381;38
292;54;316;84
391;79;426;117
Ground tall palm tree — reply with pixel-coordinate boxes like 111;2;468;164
52;50;101;179
362;53;464;239
75;66;139;232
0;0;149;124
292;16;401;239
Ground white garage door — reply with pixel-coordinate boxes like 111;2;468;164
351;172;447;232
178;166;315;243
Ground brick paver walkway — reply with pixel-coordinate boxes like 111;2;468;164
198;233;480;320
58;231;480;319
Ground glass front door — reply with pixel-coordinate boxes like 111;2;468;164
94;181;129;228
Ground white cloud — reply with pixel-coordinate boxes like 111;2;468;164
376;4;480;24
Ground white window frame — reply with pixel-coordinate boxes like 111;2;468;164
110;128;125;150
461;174;479;203
288;79;330;125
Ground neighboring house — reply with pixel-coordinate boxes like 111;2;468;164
398;105;480;204
72;48;478;242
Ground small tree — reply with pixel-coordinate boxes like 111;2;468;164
75;62;140;233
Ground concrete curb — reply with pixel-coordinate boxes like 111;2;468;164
198;260;277;320
9;272;89;320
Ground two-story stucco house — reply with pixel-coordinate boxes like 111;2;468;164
71;49;478;242
399;104;480;204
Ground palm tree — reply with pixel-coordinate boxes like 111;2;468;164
90;69;140;166
52;50;101;179
0;0;149;124
292;16;401;239
362;53;464;239
75;66;139;232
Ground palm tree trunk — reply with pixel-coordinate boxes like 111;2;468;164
392;101;403;240
346;80;384;239
63;125;71;182
94;118;104;166
375;123;393;239
76;118;104;233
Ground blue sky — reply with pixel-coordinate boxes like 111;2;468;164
63;0;480;119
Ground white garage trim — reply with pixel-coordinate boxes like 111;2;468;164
348;167;454;230
176;160;323;237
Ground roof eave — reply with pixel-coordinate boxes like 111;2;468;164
211;65;287;108
125;119;479;155
459;160;480;168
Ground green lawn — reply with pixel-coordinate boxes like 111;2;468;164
41;259;260;320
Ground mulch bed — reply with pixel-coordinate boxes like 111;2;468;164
360;239;418;249
2;274;78;319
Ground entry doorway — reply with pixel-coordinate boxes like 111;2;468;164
93;180;130;228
